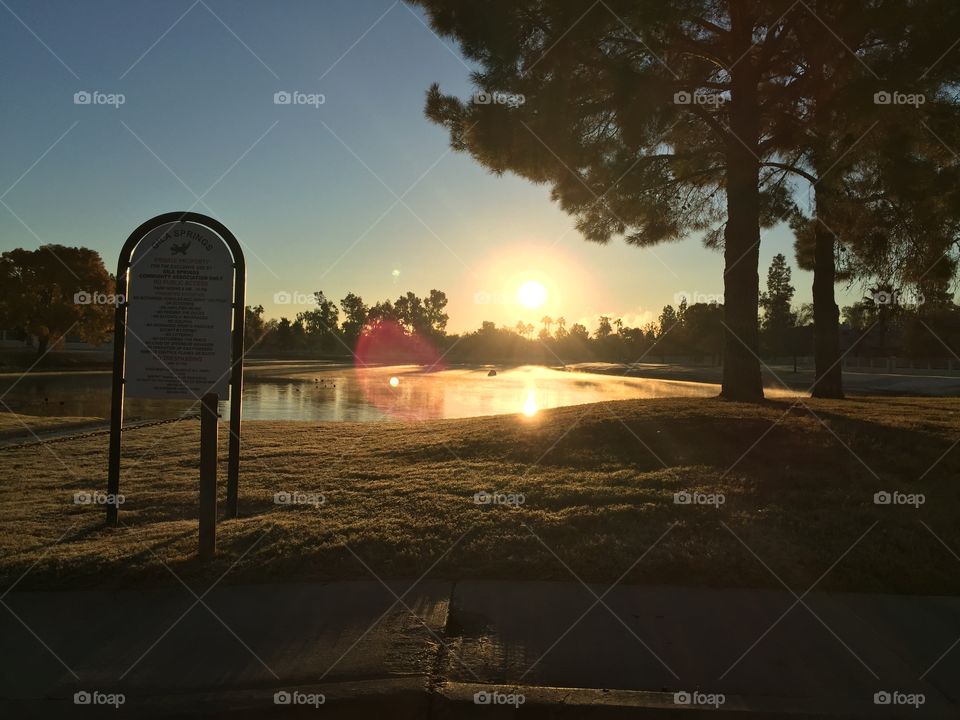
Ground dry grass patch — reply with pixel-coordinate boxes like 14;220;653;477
1;396;958;594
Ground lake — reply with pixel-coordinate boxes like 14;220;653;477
0;362;743;423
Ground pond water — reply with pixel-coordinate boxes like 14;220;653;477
0;363;727;423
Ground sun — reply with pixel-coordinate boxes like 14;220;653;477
517;280;547;309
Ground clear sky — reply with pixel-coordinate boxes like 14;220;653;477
0;0;859;333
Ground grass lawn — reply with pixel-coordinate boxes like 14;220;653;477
1;396;958;594
0;414;104;440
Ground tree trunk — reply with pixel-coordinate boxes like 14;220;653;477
36;335;48;358
810;200;844;398
720;17;764;402
721;157;764;400
807;3;845;401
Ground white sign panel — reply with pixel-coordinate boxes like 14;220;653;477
124;222;234;399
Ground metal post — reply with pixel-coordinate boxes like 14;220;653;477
199;393;218;560
106;262;130;527
226;260;245;519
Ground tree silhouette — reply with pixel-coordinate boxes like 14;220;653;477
0;245;114;356
658;305;679;338
515;320;535;338
424;289;450;337
340;292;368;349
367;299;398;330
568;323;589;341
411;0;813;399
555;316;567;339
297;292;340;352
595;316;613;340
760;253;796;354
244;304;273;349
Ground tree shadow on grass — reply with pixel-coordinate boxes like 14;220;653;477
788;404;960;487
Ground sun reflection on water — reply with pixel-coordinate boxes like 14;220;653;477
522;388;539;417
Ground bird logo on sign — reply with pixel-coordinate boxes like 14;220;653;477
170;241;191;255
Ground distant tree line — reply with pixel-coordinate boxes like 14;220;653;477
243;290;450;355
2;245;957;366
242;254;960;365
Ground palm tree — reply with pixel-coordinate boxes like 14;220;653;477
515;320;535;338
555;316;568;339
541;315;553;335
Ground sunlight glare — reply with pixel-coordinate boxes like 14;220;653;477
522;389;538;417
389;376;400;387
517;280;547;309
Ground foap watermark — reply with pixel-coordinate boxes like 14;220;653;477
273;290;316;306
274;90;325;108
870;288;924;307
674;690;725;709
874;690;925;709
473;690;525;707
74;90;125;108
674;490;725;508
873;90;925;107
74;691;125;709
473;290;513;305
874;490;925;509
473;490;525;508
74;291;124;305
74;490;125;507
674;290;723;306
275;491;326;508
473;90;525;107
673;90;726;107
274;690;326;708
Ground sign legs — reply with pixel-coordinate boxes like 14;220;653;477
225;311;244;518
199;393;219;560
106;289;128;527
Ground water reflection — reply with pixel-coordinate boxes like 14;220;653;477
522;388;538;417
0;364;763;423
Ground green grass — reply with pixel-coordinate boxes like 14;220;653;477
1;396;958;594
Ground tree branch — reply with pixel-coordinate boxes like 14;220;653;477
761;161;818;185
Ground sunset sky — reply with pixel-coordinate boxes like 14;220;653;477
0;0;854;333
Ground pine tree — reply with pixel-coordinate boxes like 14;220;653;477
410;0;803;400
772;0;960;396
760;253;796;354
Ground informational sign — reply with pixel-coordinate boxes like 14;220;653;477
107;212;245;528
124;221;234;399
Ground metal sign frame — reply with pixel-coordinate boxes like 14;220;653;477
106;212;246;525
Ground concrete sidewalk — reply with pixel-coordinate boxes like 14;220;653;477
1;580;958;717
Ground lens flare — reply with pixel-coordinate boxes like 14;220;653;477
353;321;444;420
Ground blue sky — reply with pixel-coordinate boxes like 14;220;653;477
0;0;855;332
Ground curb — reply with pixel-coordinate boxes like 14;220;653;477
1;678;429;719
5;679;954;719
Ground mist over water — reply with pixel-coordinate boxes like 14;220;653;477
0;364;749;423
